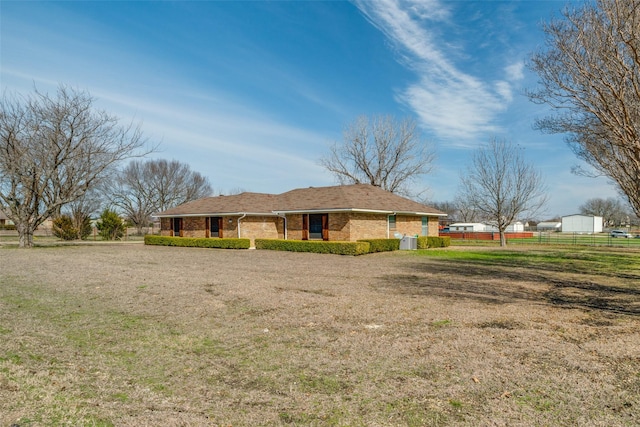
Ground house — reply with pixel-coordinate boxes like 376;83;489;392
448;223;486;232
561;214;603;233
155;184;446;245
0;210;9;227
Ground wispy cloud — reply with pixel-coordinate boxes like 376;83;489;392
353;0;521;144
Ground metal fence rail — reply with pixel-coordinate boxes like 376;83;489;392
511;232;640;247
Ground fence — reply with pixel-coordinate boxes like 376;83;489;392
442;231;534;241
443;231;640;247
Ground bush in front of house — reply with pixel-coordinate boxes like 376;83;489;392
144;235;251;249
417;236;451;249
255;239;370;256
358;238;400;253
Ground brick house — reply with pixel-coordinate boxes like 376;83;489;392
155;184;446;246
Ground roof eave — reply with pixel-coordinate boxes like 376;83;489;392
154;211;277;218
156;209;446;217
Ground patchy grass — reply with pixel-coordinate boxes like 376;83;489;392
1;244;639;426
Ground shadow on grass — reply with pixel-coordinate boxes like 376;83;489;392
379;260;640;316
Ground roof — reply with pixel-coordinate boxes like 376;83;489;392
157;192;279;216
156;184;446;217
562;214;603;219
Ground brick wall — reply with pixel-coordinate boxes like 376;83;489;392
238;216;283;246
348;213;388;241
160;218;172;236
286;215;304;240
328;212;351;241
182;217;206;238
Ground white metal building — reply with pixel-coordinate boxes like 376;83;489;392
561;215;603;233
449;223;486;232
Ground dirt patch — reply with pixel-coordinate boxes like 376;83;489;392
1;245;639;426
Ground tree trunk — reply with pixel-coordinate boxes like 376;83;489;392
17;223;35;248
499;230;507;247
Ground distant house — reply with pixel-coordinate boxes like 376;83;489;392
155;184;446;246
537;221;562;232
449;223;486;232
505;221;525;233
449;222;524;232
0;210;13;227
561;214;603;233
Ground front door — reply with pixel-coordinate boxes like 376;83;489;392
308;214;328;240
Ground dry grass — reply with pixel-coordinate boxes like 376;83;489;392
1;244;639;426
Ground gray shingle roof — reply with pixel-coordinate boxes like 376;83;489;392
156;184;446;217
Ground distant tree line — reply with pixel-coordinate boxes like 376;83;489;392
0;86;213;246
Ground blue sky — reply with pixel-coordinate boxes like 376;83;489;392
0;0;618;218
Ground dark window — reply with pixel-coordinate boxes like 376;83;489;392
172;218;182;236
389;215;397;230
210;216;222;238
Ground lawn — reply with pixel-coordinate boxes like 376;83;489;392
1;244;639;426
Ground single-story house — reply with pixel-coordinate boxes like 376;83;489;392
448;223;486;232
561;214;603;233
0;210;9;227
506;221;525;233
155;184;446;245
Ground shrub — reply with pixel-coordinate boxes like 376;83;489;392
144;235;250;249
52;215;79;241
255;239;370;256
358;238;400;253
96;209;125;240
417;236;451;249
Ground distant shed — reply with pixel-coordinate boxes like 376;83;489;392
561;215;603;233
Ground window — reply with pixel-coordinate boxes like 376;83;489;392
210;216;223;238
388;215;397;230
422;216;428;236
172;218;182;237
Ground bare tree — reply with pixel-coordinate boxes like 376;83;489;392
458;139;548;246
426;198;481;223
0;86;152;247
149;159;213;212
319;115;435;197
454;195;483;223
528;0;640;215
109;159;213;234
427;200;459;221
579;197;631;227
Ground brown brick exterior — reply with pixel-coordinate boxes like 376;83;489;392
237;216;283;245
160;212;440;244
